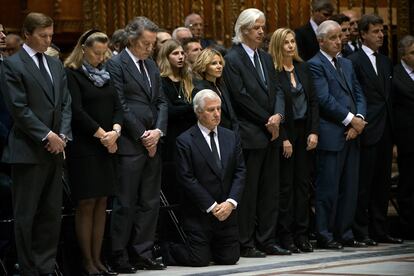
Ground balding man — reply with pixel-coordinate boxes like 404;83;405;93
172;27;192;43
184;13;216;48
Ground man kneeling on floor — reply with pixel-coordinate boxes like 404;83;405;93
162;89;246;266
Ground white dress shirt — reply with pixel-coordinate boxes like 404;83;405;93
361;44;378;75
197;122;238;213
125;47;152;87
23;43;53;82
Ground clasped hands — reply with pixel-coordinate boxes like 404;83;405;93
212;201;234;221
141;129;161;158
346;116;367;141
266;114;282;141
45;132;66;154
100;131;119;153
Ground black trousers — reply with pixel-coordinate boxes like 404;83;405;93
163;213;239;267
354;122;393;240
110;153;161;261
11;161;63;276
238;145;280;249
278;121;312;244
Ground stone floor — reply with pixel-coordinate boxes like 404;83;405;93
121;241;414;276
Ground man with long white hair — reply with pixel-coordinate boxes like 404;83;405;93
223;8;289;257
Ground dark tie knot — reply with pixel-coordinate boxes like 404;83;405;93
209;131;215;138
35;52;43;61
373;52;379;57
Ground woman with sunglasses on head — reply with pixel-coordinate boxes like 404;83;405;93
65;30;122;276
268;28;319;254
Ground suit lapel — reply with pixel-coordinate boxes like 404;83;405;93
359;51;384;95
319;52;349;93
19;50;54;104
217;127;229;178
236;45;268;92
398;63;414;88
192;126;222;178
46;55;60;106
121;51;152;100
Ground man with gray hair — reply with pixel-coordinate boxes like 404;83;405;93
223;8;289;257
162;89;245;266
393;35;414;240
295;0;335;60
308;19;367;249
107;16;168;273
172;27;192;43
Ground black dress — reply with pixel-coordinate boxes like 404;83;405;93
66;67;123;201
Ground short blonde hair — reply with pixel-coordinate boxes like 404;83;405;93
269;28;302;72
192;48;225;80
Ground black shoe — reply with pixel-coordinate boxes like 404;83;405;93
240;247;266;258
317;240;343;249
295;240;313;252
376;235;403;244
111;263;136;274
342;239;367;248
100;266;118;275
282;243;301;253
263;244;291;255
133;257;166;270
359;237;378;246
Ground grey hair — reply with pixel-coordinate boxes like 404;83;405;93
125;16;159;44
172;27;192;40
233;8;265;44
193;89;221;113
398;35;414;58
316;20;341;40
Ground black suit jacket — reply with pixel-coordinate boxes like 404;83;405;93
175;125;245;228
193;79;239;133
276;61;319;142
393;63;414;153
348;49;393;146
0;58;12;151
1;48;72;163
223;44;284;149
295;22;319;61
107;49;168;155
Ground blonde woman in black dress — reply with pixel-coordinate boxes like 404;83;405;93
65;30;122;275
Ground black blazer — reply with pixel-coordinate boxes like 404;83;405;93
175;125;245;227
295;22;319;61
348;49;393;146
276;61;319;142
107;49;168;155
1;48;72;163
393;63;414;153
193;79;239;133
65;68;123;157
223;44;285;149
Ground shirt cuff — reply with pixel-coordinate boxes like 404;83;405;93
42;130;52;141
206;201;217;213
356;114;365;120
226;198;238;209
342;112;354;126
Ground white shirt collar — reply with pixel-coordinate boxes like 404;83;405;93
361;44;376;57
401;60;414;79
197;121;218;138
241;43;256;58
125;47;140;63
320;49;336;62
310;18;318;33
23;43;38;58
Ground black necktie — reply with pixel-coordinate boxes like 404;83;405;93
253;51;266;85
35;52;54;94
351;40;358;51
209;131;222;170
373;52;380;76
332;57;341;73
138;60;150;88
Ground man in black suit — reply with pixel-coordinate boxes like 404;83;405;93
330;14;353;57
162;89;245;266
1;13;72;276
308;20;367;250
223;8;289;257
392;35;414;239
295;0;334;61
342;10;362;53
348;14;403;245
107;16;168;273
